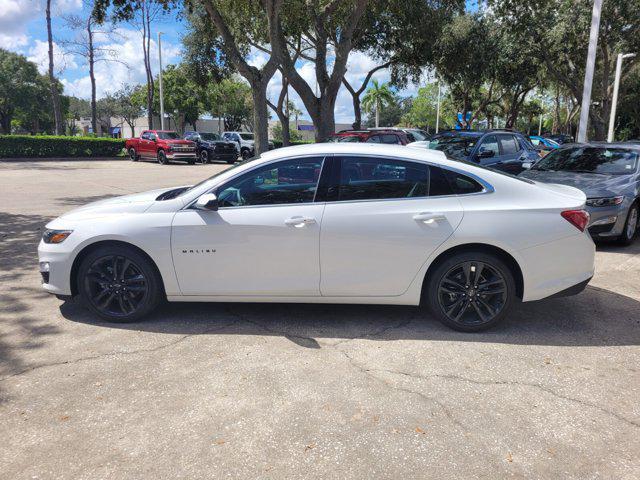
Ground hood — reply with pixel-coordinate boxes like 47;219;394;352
520;169;634;198
57;186;184;221
165;139;194;146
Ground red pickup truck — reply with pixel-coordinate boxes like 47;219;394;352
126;130;197;165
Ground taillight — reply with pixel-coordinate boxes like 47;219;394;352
561;210;590;232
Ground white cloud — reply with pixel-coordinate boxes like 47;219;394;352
0;0;36;49
27;39;76;75
61;27;181;99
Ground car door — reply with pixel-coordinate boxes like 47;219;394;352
495;134;525;174
171;156;327;296
139;131;152;157
474;134;500;167
319;155;464;297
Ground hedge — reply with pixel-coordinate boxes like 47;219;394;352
272;139;314;149
0;135;126;158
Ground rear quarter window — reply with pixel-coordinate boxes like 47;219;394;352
443;169;485;194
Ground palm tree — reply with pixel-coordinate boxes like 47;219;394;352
362;80;394;128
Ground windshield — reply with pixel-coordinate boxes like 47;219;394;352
156;131;180;140
533;147;639;174
429;135;479;159
200;133;222;141
239;133;254;140
409;130;428;141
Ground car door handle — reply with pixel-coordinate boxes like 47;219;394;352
413;212;446;223
284;216;316;227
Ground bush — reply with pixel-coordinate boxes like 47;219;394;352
0;135;125;158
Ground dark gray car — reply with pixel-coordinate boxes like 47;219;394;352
520;143;639;245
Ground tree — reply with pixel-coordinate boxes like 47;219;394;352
401;83;440;129
267;75;292;146
0;49;65;134
491;0;640;140
112;84;145;137
66;96;92;134
363;92;410;128
362;80;394;127
46;0;64;134
151;64;203;133
267;0;370;141
203;76;254;132
61;3;125;134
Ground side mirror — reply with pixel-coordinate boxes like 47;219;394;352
194;193;218;211
477;149;495;159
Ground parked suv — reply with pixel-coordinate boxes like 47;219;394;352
222;131;274;160
429;130;540;175
183;131;238;164
126;130;197;165
368;127;431;142
328;129;410;145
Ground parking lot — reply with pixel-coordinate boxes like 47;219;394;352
0;159;638;479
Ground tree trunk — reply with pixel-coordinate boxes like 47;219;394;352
252;82;270;154
46;0;64;135
352;94;362;130
142;5;154;129
88;20;97;135
375;100;380;128
0;110;11;133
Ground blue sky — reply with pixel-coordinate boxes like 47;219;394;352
2;0;447;123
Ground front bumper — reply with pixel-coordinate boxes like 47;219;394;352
38;240;75;296
586;203;628;238
166;152;197;160
206;148;237;160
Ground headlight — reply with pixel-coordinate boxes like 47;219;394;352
586;196;624;207
43;229;73;244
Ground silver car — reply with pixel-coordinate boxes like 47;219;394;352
520;143;639;245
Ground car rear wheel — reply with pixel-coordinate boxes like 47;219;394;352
200;150;210;164
241;148;251;160
618;203;638;246
77;245;162;323
157;150;169;165
425;252;515;332
129;148;138;161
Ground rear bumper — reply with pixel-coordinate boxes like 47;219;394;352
519;233;595;302
545;276;592;299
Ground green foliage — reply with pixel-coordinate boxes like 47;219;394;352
0;135;125;158
270;139;313;149
271;122;303;142
203;76;254;131
363;93;411;128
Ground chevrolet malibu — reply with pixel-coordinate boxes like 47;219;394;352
38;143;595;332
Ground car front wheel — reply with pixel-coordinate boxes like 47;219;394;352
425;251;515;332
129;148;138;161
157;150;169;165
241;148;251;160
77;245;162;322
618;203;638;246
200;150;210;164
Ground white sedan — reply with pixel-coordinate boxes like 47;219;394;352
38;143;595;331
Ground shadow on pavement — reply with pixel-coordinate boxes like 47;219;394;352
60;284;640;348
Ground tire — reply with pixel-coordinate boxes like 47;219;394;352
424;251;516;332
129;148;139;161
226;157;236;164
200;150;210;164
187;157;196;165
617;202;638;246
157;150;169;165
241;148;251;160
77;245;163;323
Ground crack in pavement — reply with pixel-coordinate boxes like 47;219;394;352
0;319;240;382
341;361;640;430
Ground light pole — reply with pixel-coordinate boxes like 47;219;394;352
607;52;636;142
435;80;441;134
158;31;165;130
576;0;603;142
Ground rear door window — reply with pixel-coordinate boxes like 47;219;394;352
498;134;521;154
336;156;453;201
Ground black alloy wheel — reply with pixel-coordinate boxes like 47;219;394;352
78;246;162;322
241;148;251;160
426;252;515;332
129;148;138;161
